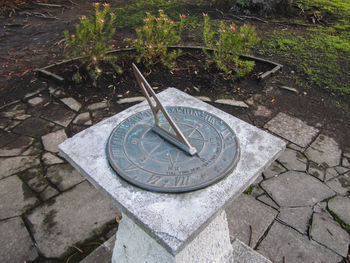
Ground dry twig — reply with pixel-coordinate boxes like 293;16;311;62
249;225;253;247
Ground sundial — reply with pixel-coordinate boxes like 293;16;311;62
106;64;240;192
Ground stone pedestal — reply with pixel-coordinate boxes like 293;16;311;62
113;210;233;263
59;88;285;263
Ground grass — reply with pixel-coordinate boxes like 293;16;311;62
257;0;350;96
113;0;200;29
257;28;350;95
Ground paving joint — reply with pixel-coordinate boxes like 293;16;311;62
0;86;349;262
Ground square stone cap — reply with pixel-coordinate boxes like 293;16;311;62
59;88;286;255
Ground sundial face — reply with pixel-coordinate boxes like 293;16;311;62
106;106;240;193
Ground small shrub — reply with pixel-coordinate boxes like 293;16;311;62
130;10;186;69
64;3;121;83
202;14;260;80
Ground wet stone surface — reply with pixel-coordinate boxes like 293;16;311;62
26;181;119;258
0;86;349;262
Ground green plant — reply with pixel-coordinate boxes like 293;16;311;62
64;3;121;83
130;10;186;69
244;184;255;195
202;14;260;80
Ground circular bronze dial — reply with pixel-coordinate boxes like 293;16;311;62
106;106;239;193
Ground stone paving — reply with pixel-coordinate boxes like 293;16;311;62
0;84;349;262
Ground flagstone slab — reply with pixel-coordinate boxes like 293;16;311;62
253;105;272;118
257;222;342;263
326;173;350;196
12;117;53;138
87;101;108;111
278;206;313;234
305;134;341;167
226;194;278;248
0;135;34;156
328;196;350;225
41;129;67;153
257;194;279;210
261;171;335;207
27;96;45;107
277;148;307;171
325;167;339;181
60;97;82;112
308;162;326;181
0;175;39;219
26;181;119;258
310;213;349;257
263;161;286;179
46;163;85;191
264;112;319;147
41;103;75;127
0;103;26;118
0;132;18;148
42;152;64;165
0;155;40;179
73;112;92;125
0;217;38;263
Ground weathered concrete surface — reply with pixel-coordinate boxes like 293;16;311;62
226;194;278;247
0;217;38;263
277;148;307;171
59;88;286;254
0;175;38;219
305;134;342;167
264;112;319;147
310;213;349;257
0;155;40;179
261;171;335;207
46;163;85;191
257;222;342;263
41;129;67;153
278;206;313;234
112;211;234;263
26;181;119;258
328;196;350;225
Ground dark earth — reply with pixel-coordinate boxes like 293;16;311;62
1;0;349;150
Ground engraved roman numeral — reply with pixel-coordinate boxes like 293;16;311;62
205;114;216;125
147;175;162;185
175;176;189;186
